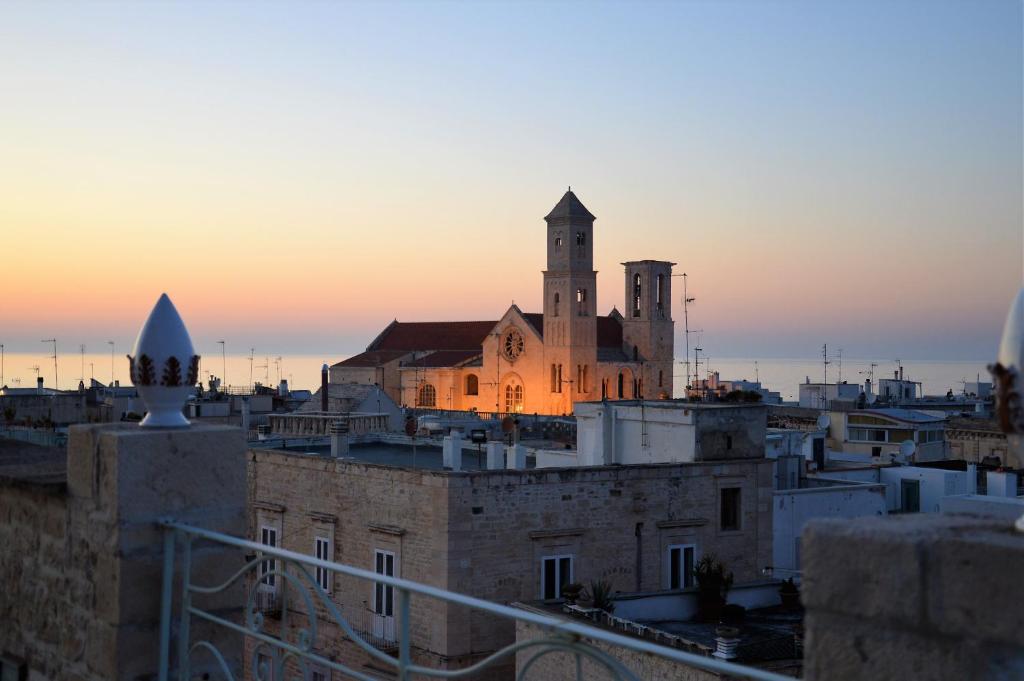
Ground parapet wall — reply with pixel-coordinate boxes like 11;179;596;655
801;513;1024;681
0;482;95;679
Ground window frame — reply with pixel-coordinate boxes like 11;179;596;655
258;524;279;591
540;554;574;600
665;543;697;590
315;536;332;593
417;383;437;407
720;487;742;532
373;549;397;618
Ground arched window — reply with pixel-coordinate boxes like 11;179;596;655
554;232;562;249
632;273;642;317
583;365;590;394
577;288;587;316
465;374;479;395
576;231;586;246
633;345;639;361
601;378;608;399
505;384;524;413
658;370;664;387
417;383;436;407
617;372;625;399
638;378;643;399
553;292;560;317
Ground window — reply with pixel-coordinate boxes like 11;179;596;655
417;383;436;407
551;364;558;392
465;374;479;395
617;372;625;399
658;370;664;388
577;288;587;316
601;378;608;399
505;384;524;413
720;487;741;531
554;232;563;249
666;544;696;590
541;555;573;600
315;537;331;593
553;292;560;317
557;364;563;393
576;231;586;246
374;549;395;618
632;273;642;317
726;435;733;450
311;667;329;681
583;365;589;394
656;274;665;316
259;526;278;590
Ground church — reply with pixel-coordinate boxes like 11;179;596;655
330;190;675;415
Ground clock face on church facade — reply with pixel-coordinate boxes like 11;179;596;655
502;328;525;362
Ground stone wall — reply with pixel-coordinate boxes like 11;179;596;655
801;514;1024;680
0;481;97;680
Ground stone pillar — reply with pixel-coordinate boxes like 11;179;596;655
802;514;1024;681
443;432;462;471
506;444;526;469
486;441;504;469
66;423;247;680
330;421;350;458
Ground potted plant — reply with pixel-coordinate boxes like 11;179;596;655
561;582;584;605
694;554;733;622
779;577;801;610
587;579;616;614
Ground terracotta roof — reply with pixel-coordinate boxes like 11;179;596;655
332;350;408;368
545;189;596;222
356;312;623;361
402;350;483;369
368;320;497;352
597;316;623;348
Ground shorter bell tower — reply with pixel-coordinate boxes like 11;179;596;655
621;260;675;399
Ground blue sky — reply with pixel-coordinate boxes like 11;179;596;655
0;0;1020;360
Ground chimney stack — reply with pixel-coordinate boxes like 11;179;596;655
37;376;44;391
320;364;329;412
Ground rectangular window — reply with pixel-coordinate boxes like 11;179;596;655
720;487;741;531
259;526;278;590
315;537;331;593
311;669;328;681
374;550;395;617
666;544;696;590
577;288;587;316
541;555;573;600
557;364;563;393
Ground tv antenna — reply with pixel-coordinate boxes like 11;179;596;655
674;273;697;389
249;348;255;390
821;343;830;386
41;339;57;390
79;344;86;384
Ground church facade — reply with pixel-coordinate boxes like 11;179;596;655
331;190;675;415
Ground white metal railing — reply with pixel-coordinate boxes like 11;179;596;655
157;520;796;681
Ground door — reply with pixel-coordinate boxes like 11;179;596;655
373;550;396;641
901;479;921;513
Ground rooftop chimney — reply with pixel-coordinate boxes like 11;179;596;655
320;364;329;412
37;376;44;391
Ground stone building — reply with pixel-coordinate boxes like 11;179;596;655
330;190;676;415
245;437;773;678
945;416;1014;467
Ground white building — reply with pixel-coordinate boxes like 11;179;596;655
572;400;766;466
827;408;947;462
798;381;861;409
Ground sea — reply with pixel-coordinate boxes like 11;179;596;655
1;351;992;403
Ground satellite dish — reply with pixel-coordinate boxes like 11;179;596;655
816;413;831;430
899;440;916;459
866;393;878;405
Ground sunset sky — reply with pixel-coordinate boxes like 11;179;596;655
1;0;1020;363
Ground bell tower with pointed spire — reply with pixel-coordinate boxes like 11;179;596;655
543;188;598;414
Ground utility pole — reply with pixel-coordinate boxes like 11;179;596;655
41;339;57;390
249;348;255;391
107;341;115;386
218;340;226;389
837;348;843;384
1;343;4;388
682;274;695;389
80;344;86;384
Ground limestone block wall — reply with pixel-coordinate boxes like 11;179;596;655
0;483;98;680
802;514;1024;681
